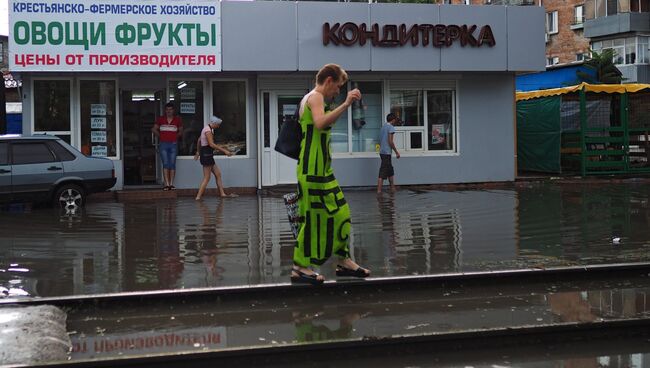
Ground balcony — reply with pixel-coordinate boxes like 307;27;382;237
584;0;650;37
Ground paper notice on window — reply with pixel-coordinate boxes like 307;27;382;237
91;104;107;116
430;124;446;145
91;117;107;129
91;131;107;143
283;104;297;116
180;102;196;114
91;146;107;157
180;87;196;100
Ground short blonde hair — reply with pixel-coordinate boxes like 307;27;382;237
316;63;348;86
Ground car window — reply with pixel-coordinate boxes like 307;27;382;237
47;141;76;161
12;142;56;165
0;143;7;165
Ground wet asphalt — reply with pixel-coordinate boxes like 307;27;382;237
3;182;650;366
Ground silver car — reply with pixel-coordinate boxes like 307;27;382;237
0;135;116;211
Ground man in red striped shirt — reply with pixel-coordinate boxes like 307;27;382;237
152;102;183;190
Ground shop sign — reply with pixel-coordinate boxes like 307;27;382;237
323;23;496;48
9;0;221;72
91;146;107;157
90;117;107;129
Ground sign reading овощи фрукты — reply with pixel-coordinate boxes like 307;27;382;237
8;0;222;72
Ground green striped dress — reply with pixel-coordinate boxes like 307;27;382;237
293;95;351;268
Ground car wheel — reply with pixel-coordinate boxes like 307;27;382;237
54;184;86;213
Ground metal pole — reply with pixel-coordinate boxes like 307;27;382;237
0;75;6;135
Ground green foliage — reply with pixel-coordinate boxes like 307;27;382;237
577;49;625;84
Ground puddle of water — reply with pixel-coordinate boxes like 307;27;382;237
2;182;650;297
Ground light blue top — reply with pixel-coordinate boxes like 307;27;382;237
379;123;396;155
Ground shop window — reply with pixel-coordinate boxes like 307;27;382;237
391;90;424;127
168;80;204;156
33;80;71;142
427;91;454;151
351;81;382;153
11;142;55;165
80;80;117;157
390;88;456;153
211;81;247;156
329;83;349;153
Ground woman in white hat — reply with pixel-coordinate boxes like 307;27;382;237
194;116;236;200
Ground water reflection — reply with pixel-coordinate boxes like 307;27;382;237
64;275;650;361
2;183;650;297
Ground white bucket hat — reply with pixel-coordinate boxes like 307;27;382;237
210;116;222;125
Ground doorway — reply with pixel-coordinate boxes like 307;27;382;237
261;91;303;186
122;89;164;186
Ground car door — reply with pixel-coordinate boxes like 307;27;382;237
0;142;11;198
10;140;64;199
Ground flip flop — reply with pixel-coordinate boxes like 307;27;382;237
163;186;171;191
291;268;324;286
221;193;239;198
336;265;370;278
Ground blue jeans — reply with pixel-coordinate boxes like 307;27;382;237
159;142;177;170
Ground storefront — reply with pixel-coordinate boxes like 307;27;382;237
9;0;544;190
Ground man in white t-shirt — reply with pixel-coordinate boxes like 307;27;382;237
377;113;401;194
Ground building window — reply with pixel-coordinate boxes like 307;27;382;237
638;36;649;63
546;56;560;66
546;11;558;34
576;53;587;61
592;37;648;65
168;80;204;156
33;80;71;143
630;0;650;12
574;5;584;24
211;81;247;156
79;80;117;158
0;42;3;63
351;81;382;153
389;88;456;153
0;143;8;165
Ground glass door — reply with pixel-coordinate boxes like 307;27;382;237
122;89;164;185
274;94;302;185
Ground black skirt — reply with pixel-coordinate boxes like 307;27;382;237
199;145;215;166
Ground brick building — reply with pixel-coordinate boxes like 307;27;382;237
447;0;590;67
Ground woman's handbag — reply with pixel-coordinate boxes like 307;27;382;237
274;111;302;160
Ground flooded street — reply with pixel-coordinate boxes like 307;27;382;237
2;182;650;297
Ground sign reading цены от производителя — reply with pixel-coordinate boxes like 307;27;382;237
9;0;221;72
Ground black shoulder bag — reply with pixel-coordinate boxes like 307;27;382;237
274;109;302;160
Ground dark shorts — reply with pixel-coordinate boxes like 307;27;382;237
199;146;215;167
379;154;394;179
